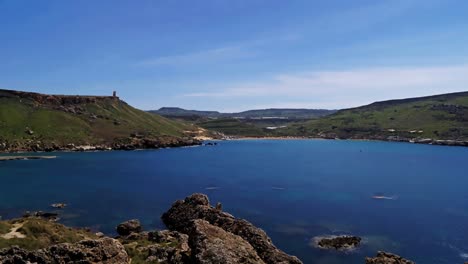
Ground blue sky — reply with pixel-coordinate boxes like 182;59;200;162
1;0;468;111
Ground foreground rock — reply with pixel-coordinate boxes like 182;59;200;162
162;193;302;264
315;235;362;250
0;238;130;264
188;219;265;264
365;251;415;264
116;219;142;236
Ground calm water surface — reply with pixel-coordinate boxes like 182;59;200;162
1;139;468;263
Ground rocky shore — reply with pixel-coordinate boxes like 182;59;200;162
0;156;56;161
0;194;416;263
315;132;468;147
0;136;201;153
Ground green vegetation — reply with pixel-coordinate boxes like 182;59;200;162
0;218;95;250
0;89;196;149
123;241;157;264
0;222;11;234
281;91;468;140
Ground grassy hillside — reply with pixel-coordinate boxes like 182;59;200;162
0;89;198;151
281;91;468;141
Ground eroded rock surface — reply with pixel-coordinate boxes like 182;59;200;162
0;238;130;264
365;251;415;264
116;219;142;236
162;193;302;264
121;229;191;264
188;219;265;264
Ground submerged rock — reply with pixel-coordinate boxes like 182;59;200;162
315;235;362;250
0;238;130;264
162;193;302;264
22;211;60;221
116;219;142;236
365;251;415;264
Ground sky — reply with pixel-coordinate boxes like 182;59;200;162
1;0;468;112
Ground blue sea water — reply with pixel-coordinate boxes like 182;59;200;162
1;139;468;263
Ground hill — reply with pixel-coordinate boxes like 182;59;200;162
151;107;221;118
0;89;200;152
150;107;336;119
196;118;269;137
150;107;336;137
281;91;468;145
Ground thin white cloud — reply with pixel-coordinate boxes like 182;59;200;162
183;65;468;109
137;46;254;67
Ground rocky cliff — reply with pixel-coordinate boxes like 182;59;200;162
0;89;203;152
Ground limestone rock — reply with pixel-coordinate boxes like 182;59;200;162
116;219;142;236
123;230;191;264
365;251;415;264
0;238;130;264
162;193;302;264
188;219;265;264
316;235;362;250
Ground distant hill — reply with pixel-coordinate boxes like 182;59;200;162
150;107;336;119
281;91;468;143
151;107;221;118
196;118;269;137
0;89;199;152
149;107;336;137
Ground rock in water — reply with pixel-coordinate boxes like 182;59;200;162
316;235;362;250
365;251;415;264
0;238;130;264
188;219;265;264
162;193;302;264
116;219;142;236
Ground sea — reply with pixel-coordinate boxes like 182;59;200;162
1;139;468;263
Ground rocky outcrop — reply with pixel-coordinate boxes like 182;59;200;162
316;235;362;250
116;219;142;236
120;229;191;263
188;219;265;264
0;238;130;264
162;193;302;264
365;251;415;264
0;136;201;153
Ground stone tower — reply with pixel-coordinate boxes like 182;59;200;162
113;91;117;97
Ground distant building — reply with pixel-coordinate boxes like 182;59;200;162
113;91;117;97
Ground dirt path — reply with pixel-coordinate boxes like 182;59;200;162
1;223;26;239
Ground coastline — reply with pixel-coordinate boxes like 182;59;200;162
0;136;202;154
2;135;467;154
219;136;468;148
0;156;57;161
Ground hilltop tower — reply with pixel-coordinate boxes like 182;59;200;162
113;91;117;97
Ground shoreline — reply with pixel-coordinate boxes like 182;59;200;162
0;156;57;161
220;136;468;148
1;136;467;154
